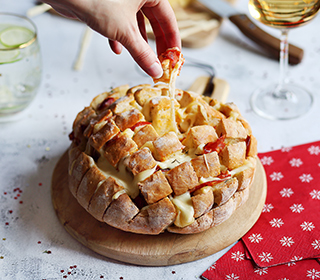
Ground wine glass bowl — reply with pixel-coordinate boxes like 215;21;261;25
248;0;320;120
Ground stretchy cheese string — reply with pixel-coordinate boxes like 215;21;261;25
168;54;184;135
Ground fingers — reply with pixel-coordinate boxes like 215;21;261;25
109;39;123;55
142;0;181;55
137;10;148;43
125;36;163;78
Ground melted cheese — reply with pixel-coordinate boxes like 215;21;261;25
133;165;157;186
199;176;228;184
69;160;76;176
122;128;134;139
96;156;137;198
93;120;108;134
168;54;183;135
96;155;159;200
171;192;195;227
157;149;197;170
112;189;126;200
230;159;254;176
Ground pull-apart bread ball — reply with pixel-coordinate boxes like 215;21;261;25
68;48;258;235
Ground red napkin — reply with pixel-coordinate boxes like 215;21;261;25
201;240;320;280
202;141;320;279
242;141;320;267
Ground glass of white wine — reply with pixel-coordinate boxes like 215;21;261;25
248;0;320;120
0;13;42;119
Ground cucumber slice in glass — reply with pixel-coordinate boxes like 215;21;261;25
0;26;34;48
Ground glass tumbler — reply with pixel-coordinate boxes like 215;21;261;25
0;13;42;118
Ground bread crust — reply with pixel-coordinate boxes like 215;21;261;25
138;170;173;204
88;177;124;221
165;161;198;196
128;197;176;234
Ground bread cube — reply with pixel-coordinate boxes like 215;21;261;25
182;125;218;148
191;152;220;178
72;106;96;140
133;124;159;148
102;133;138;167
220;141;246;170
68;152;95;197
83;109;113;138
211;177;238;206
129;197;176;234
138;170;173;204
108;93;135;114
77;165;106;210
103;193;139;227
246;135;258;157
216;118;247;139
88;119;120;151
90;84;129;110
153;131;184;161
114;108;145;131
123;147;157;176
134;87;162;106
165;162;198;196
88;177;124;221
191;189;214;218
233;157;256;190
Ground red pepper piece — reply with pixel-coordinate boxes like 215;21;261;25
203;135;226;154
98;97;115;111
129;121;151;131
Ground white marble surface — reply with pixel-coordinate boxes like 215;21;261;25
0;0;320;279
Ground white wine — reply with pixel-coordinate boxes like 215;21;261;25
248;0;320;28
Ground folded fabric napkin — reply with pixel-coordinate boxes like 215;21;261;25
201;240;320;280
202;141;320;279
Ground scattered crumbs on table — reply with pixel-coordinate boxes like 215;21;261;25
43;250;52;254
0;256;4;259
59;265;78;278
36;155;50;165
2;238;6;241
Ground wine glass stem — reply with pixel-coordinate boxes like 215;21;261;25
276;29;289;98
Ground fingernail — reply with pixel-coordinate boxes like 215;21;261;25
148;61;163;79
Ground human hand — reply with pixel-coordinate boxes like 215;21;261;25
42;0;181;78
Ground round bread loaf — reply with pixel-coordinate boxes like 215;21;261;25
68;83;258;235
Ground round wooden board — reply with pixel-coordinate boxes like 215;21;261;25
51;151;267;266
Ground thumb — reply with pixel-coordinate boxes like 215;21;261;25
125;37;163;79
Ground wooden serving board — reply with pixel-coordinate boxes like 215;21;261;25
51;152;266;266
